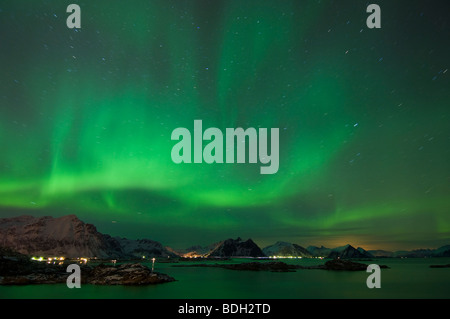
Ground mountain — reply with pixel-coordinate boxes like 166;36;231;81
307;244;373;259
2;215;449;259
206;237;265;257
434;245;450;257
0;215;174;259
399;249;434;258
0;215;122;258
327;245;373;259
392;246;450;258
262;241;312;257
307;245;332;257
114;237;177;259
370;245;450;258
357;247;371;255
165;246;182;257
175;243;221;257
184;245;218;255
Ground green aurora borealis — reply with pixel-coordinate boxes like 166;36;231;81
0;0;449;250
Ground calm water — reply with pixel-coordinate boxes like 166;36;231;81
1;258;449;299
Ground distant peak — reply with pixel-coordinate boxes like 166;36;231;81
333;244;355;251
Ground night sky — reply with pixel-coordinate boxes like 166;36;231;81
0;0;449;251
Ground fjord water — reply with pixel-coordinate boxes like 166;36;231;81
1;258;449;299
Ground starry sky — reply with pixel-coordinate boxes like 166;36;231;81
0;0;449;251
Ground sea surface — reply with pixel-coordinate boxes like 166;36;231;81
1;258;449;299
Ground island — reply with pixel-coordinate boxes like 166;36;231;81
0;255;175;285
429;264;450;268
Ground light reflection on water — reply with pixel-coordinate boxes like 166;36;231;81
1;258;449;299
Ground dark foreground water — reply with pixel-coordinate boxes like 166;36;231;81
1;258;449;299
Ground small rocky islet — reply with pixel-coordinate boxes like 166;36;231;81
429;264;450;268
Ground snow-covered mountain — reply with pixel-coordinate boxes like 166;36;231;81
327;244;373;259
262;241;312;257
307;245;332;257
0;215;120;258
0;215;174;259
206;237;265;257
114;237;177;259
307;244;373;258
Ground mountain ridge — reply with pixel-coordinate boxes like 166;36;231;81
1;214;449;259
262;241;312;257
0;215;175;259
206;237;265;257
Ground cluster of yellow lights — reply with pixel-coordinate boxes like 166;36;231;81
182;253;203;258
31;256;65;262
77;257;89;264
48;257;65;264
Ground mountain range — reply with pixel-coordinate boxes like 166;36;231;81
306;244;374;259
1;214;449;259
262;241;312;257
368;246;450;258
206;237;265;257
0;215;176;259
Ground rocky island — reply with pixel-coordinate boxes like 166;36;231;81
0;251;175;285
319;259;389;271
85;263;175;285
